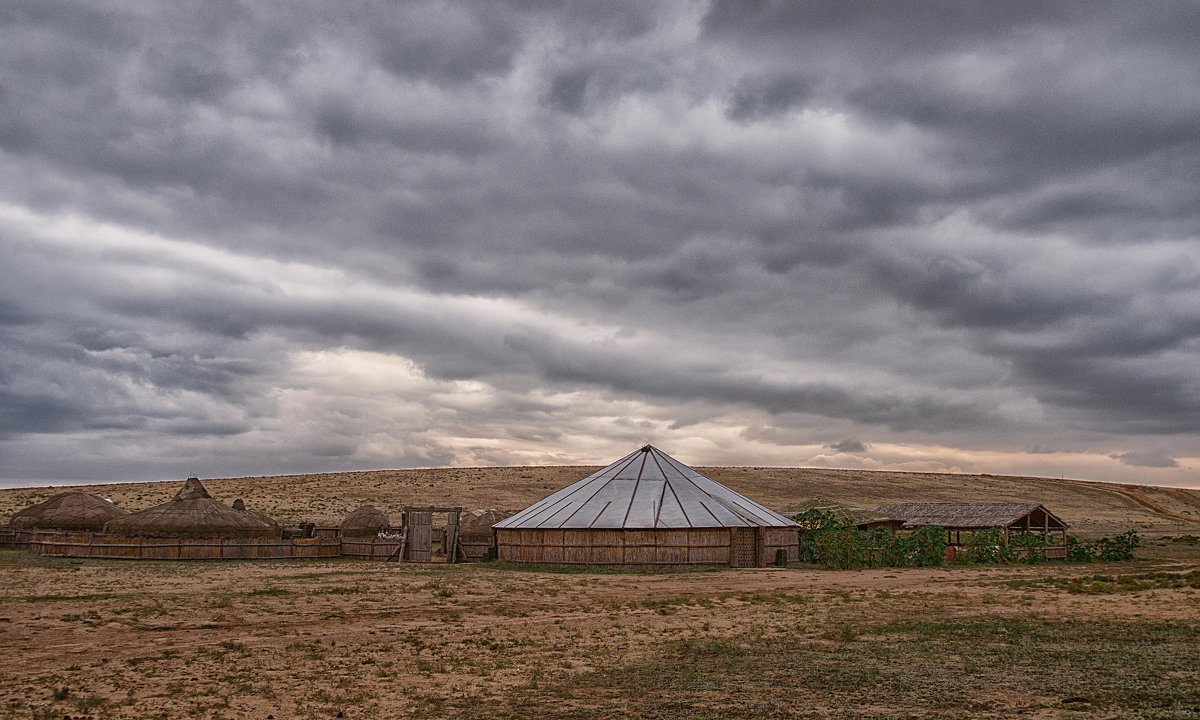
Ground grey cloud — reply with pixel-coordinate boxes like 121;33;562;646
545;68;592;114
726;74;813;122
1111;451;1179;469
827;439;867;453
1;2;1199;484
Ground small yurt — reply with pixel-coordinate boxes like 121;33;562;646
340;505;390;537
105;477;277;538
493;445;799;567
458;508;514;561
11;492;128;532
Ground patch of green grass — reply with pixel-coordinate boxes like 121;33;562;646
1008;570;1200;594
453;616;1200;720
479;561;721;575
241;586;295;597
20;592;123;603
0;550;83;569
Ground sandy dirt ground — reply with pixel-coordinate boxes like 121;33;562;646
4;465;1200;537
2;467;1199;718
1;546;1198;720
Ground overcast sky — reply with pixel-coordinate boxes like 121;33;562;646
2;1;1199;488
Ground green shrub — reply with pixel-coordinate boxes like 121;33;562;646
907;525;947;567
1008;531;1047;564
1063;530;1140;563
1095;530;1140;562
813;526;866;570
959;529;1008;564
1065;534;1094;563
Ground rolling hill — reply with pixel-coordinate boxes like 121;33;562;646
3;466;1199;537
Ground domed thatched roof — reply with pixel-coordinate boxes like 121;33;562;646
340;505;389;537
459;509;514;536
232;499;280;533
11;492;128;532
105;478;277;539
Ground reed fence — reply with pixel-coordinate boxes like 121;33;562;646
24;531;340;560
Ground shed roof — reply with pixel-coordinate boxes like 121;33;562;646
494;445;797;530
874;503;1068;530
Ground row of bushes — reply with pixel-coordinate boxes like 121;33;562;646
794;510;945;569
792;509;1140;569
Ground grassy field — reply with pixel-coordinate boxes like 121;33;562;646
2;466;1199;718
1;547;1198;719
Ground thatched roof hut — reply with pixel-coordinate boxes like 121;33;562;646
459;509;514;537
105;477;277;538
875;502;1069;549
874;503;1068;532
340;505;389;537
11;492;128;532
232;499;281;534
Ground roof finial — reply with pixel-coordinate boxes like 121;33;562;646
640;444;652;453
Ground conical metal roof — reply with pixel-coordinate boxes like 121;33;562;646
494;446;797;530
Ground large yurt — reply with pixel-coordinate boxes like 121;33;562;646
105;477;278;539
10;492;128;532
339;505;390;537
493;445;799;567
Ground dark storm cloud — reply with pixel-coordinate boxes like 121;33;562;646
827;439;867;454
726;73;813;122
1;1;1199;484
1112;451;1179;469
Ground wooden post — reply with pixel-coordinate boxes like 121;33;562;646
446;509;461;564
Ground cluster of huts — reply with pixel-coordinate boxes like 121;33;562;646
0;445;1069;566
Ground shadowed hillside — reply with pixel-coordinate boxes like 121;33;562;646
3;466;1198;537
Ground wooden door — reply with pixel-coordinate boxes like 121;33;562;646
406;510;433;562
730;527;758;568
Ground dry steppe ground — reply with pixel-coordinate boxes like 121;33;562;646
1;467;1199;719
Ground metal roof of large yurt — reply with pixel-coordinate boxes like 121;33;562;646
494;445;797;530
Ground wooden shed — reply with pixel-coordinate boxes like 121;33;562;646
494;445;799;567
875;503;1069;557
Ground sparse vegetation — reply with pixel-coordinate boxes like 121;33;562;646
1;468;1197;719
1;549;1195;719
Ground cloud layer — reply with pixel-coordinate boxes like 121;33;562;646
2;2;1198;487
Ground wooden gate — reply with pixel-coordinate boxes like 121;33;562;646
730;527;759;568
405;509;433;562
